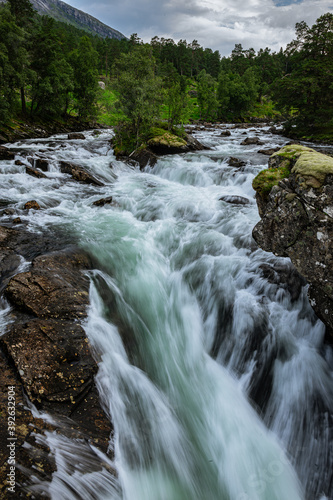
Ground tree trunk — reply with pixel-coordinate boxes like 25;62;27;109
20;87;27;115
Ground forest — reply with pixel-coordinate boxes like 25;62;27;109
0;0;332;146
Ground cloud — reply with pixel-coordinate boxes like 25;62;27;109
66;0;333;55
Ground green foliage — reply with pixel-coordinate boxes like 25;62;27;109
70;36;99;118
112;45;163;148
217;67;259;118
0;4;30;120
162;69;190;129
197;70;218;120
96;87;126;126
272;13;333;134
0;0;331;140
29;16;73;117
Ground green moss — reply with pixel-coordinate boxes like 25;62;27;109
147;130;187;148
272;144;333;187
252;165;290;200
253;144;333;199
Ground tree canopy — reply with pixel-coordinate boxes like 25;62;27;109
0;0;332;141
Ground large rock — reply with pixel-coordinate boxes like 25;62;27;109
60;160;104;186
241;136;264;145
0;247;114;495
0;145;15;160
5;248;91;320
68;132;85;140
26;165;48;178
129;148;158;170
147;131;196;155
252;145;333;334
118;131;207;169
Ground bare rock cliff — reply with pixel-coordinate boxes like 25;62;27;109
252;145;333;335
30;0;126;40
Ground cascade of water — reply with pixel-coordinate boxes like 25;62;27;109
0;126;332;499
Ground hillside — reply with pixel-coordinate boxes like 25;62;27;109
28;0;126;39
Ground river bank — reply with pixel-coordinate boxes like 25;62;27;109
0;117;107;145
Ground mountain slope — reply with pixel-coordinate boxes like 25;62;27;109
29;0;126;40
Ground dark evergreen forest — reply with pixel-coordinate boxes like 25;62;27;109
0;0;332;142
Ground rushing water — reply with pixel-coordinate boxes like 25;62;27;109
1;125;333;500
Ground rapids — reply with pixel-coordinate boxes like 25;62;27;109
1;124;332;500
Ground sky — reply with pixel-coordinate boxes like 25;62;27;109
65;0;333;56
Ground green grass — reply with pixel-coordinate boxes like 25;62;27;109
96;87;126;126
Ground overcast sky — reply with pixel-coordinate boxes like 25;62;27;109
65;0;333;56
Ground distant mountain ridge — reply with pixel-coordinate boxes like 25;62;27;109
29;0;126;40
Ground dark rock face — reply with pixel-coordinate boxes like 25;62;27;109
241;136;264;146
68;132;86;140
252;145;333;334
30;0;126;40
26;165;48;178
258;148;280;156
35;157;49;171
2;319;94;408
0;145;15;160
129;149;158;170
228;157;246;169
0;230;114;495
93;196;114;206
5;254;88;319
60;160;104;185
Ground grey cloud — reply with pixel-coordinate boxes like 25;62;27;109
67;0;333;55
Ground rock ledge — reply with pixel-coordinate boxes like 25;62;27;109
252;145;333;335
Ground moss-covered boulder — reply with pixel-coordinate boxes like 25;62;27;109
115;127;207;169
147;128;187;154
252;145;333;336
253;144;333;216
147;128;205;156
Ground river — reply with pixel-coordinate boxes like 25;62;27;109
1;124;332;500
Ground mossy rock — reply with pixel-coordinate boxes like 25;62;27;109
271;144;333;187
252;165;290;200
253;144;333;199
148;130;187;149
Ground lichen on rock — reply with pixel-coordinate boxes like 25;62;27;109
252;144;333;336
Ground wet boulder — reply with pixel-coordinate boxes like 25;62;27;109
258;148;280;156
35;157;49;171
2;319;95;407
129;148;158;170
0;246;114;496
252;145;333;334
219;195;250;205
60;161;104;186
147;130;206;156
93;196;115;206
26;165;47;178
241;136;264;146
24;200;41;210
0;145;15;160
68;132;85;140
228;157;246;169
5;249;91;320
